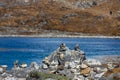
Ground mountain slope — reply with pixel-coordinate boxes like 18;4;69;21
0;0;120;35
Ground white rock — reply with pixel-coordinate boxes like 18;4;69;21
80;63;88;69
20;64;27;68
86;59;102;67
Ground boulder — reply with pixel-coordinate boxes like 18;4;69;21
30;62;39;70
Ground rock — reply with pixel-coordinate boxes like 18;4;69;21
80;63;88;69
59;43;67;52
64;62;70;68
14;60;19;68
70;69;77;73
85;59;102;67
42;64;48;69
1;65;8;72
59;53;65;60
93;67;108;73
80;67;91;76
50;61;58;66
69;61;76;69
42;57;50;65
49;60;58;70
1;72;8;78
30;62;39;70
107;62;114;70
0;67;3;73
20;64;27;68
74;44;80;51
94;72;105;79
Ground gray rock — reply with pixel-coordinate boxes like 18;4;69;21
30;62;39;70
42;64;48;70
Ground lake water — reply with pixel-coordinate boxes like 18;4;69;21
0;37;120;70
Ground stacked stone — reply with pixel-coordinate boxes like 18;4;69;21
41;43;87;77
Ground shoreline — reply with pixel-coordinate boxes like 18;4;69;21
0;35;120;38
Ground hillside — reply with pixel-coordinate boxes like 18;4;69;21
0;0;120;36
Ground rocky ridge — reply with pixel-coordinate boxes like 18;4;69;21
0;43;120;80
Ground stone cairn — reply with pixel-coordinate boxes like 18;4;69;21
41;43;88;78
41;43;112;80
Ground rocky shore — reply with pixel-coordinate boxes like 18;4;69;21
0;43;120;80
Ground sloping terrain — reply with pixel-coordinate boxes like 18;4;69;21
0;0;120;35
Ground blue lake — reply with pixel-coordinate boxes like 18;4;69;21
0;37;120;70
